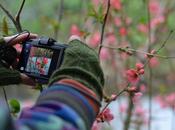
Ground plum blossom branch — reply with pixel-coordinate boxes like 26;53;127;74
102;86;128;112
97;86;127;123
101;45;175;59
146;0;152;130
155;30;174;53
98;0;111;56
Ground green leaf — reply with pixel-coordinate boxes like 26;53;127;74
2;17;9;36
8;99;20;114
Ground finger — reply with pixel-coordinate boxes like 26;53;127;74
5;33;38;46
10;33;38;46
21;73;36;87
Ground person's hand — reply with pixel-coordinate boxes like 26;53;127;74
3;33;38;87
20;73;36;87
3;32;38;46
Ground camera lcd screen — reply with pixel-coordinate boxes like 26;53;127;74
25;46;53;76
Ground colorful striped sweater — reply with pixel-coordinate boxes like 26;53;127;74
0;83;97;130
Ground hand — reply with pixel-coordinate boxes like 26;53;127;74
3;32;38;87
20;73;36;87
3;32;38;46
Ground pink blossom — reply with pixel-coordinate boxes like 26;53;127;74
89;32;101;48
134;106;146;116
155;96;167;108
165;93;175;108
43;57;48;64
151;16;165;28
136;63;144;70
125;17;132;25
138;69;144;75
119;27;127;36
137;24;148;33
140;84;147;93
126;62;145;83
126;69;139;83
100;48;110;61
70;24;81;36
119;104;127;113
111;0;122;10
36;59;41;66
127;86;138;93
114;17;122;27
149;0;162;16
132;92;143;104
98;108;114;122
110;94;117;101
91;121;101;130
149;57;159;68
106;33;116;44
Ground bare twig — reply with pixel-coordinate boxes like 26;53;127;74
0;1;26;32
155;30;174;53
2;87;10;113
146;1;153;130
146;0;152;52
124;93;134;130
15;0;26;32
54;0;64;39
102;88;126;112
0;4;16;26
97;83;129;120
101;45;175;59
98;0;111;56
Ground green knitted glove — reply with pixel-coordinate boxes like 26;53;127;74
49;39;104;101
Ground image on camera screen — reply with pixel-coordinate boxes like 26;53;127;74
25;47;53;75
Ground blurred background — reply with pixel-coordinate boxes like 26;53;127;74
0;0;175;130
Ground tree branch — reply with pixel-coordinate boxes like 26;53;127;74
98;0;111;56
0;1;26;33
54;0;64;39
0;3;16;26
101;45;175;59
15;0;26;32
124;94;134;130
155;30;174;53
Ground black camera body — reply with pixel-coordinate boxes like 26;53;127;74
18;37;68;84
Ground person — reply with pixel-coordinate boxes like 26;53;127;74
0;33;104;130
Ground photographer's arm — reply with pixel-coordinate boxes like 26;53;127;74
0;38;104;130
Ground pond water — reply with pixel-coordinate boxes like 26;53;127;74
0;85;174;130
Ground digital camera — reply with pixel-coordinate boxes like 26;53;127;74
17;37;68;84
